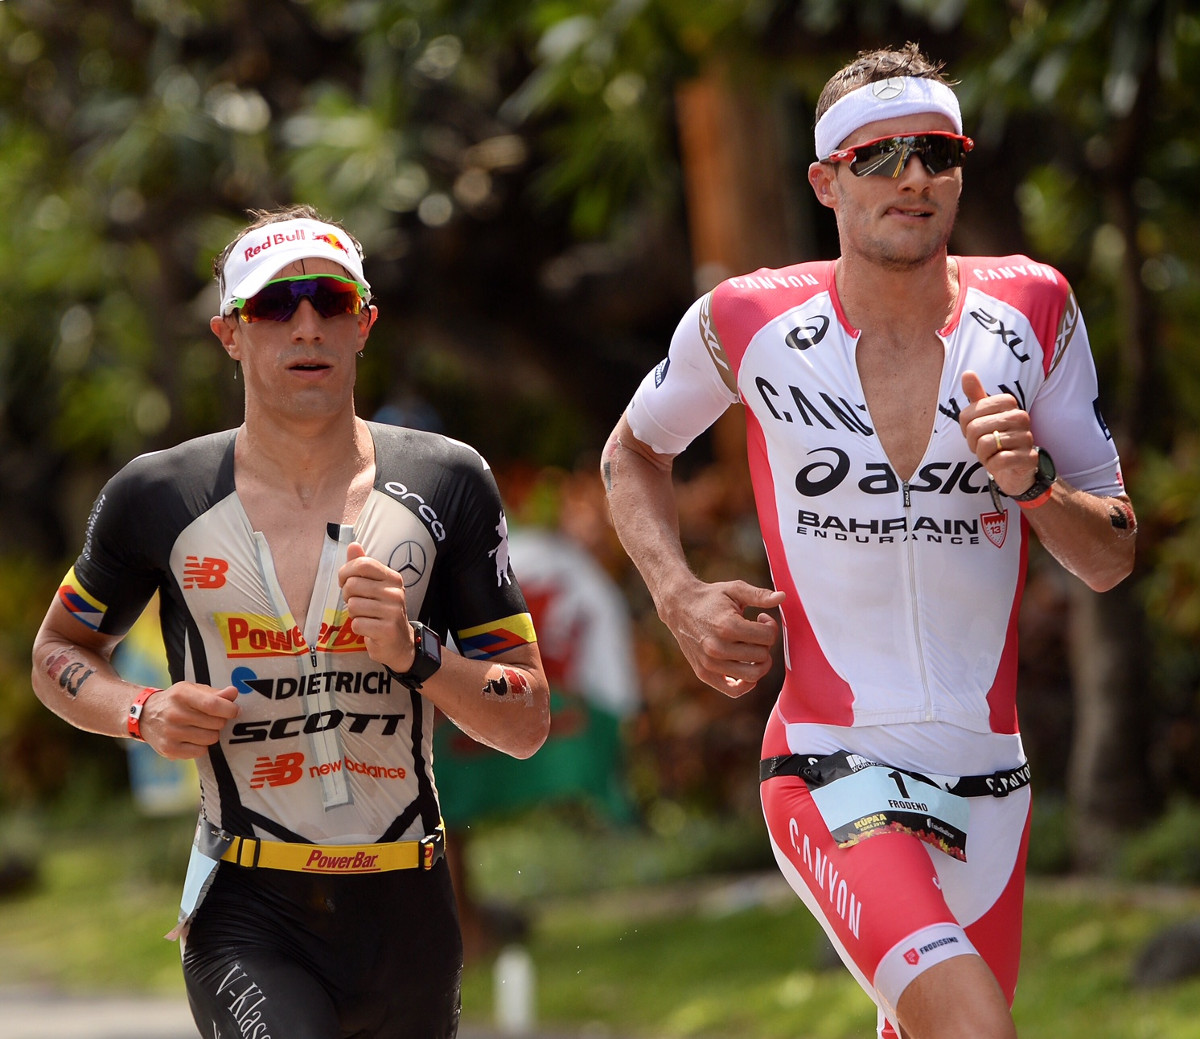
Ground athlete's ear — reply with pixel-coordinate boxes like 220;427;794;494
357;302;378;342
210;313;241;360
808;160;838;210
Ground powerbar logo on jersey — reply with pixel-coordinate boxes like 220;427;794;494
182;556;229;589
215;612;366;658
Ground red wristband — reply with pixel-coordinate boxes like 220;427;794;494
127;687;160;741
1016;485;1053;509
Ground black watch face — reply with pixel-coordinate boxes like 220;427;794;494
419;626;441;665
1038;449;1056;482
409;623;442;681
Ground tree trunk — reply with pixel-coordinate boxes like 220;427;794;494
1066;578;1150;871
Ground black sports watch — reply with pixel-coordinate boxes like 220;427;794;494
1010;447;1057;505
388;622;443;690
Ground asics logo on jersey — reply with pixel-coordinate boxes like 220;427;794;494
250;752;305;788
785;314;830;351
793;448;991;499
183;556;230;589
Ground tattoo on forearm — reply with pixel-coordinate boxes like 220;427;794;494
601;440;619;493
1109;500;1138;539
483;667;532;700
45;650;95;698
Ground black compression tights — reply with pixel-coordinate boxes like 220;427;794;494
182;858;462;1039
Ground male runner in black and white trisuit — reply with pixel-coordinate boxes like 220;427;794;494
32;204;550;1039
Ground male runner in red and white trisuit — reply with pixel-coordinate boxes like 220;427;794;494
603;44;1135;1039
32;204;550;1039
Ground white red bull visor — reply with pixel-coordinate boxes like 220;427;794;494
219;217;371;315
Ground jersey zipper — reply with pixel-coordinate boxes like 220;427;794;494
902;481;935;720
253;524;355;809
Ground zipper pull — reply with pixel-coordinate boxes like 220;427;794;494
310;647;318;669
903;481;911;509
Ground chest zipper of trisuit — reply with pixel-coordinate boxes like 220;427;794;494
252;524;355;810
902;481;935;719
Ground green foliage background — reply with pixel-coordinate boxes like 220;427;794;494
0;0;1198;842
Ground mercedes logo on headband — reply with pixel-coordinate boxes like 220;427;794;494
872;78;906;101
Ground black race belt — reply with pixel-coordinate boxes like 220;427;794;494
760;752;1031;798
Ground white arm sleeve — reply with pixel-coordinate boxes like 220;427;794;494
626;293;740;456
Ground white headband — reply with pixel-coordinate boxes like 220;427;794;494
219;217;370;315
814;77;962;159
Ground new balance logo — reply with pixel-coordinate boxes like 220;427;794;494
250;752;305;788
183;556;230;589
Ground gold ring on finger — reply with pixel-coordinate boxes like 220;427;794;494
992;430;1003;453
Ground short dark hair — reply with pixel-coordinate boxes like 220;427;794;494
212;204;363;285
815;43;954;123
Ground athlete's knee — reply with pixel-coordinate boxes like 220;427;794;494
893;954;1016;1039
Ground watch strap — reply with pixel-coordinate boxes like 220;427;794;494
1016;485;1054;509
1010;447;1056;504
128;686;160;741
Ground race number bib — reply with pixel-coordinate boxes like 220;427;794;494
802;751;970;861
